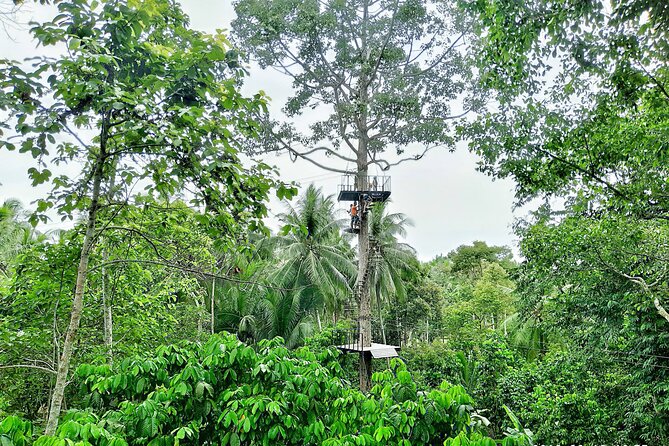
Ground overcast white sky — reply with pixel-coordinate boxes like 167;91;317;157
0;1;522;261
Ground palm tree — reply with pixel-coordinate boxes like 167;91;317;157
366;202;417;343
503;299;547;361
215;259;266;343
0;199;38;276
256;288;317;348
215;260;319;348
273;185;357;325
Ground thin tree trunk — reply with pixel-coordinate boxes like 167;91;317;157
316;310;322;331
379;302;386;344
210;274;216;335
653;296;669;324
358;202;372;391
102;251;113;366
101;157;117;366
45;129;107;435
196;293;203;334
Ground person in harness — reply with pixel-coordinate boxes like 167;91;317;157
349;202;359;229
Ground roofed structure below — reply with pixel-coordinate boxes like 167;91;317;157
336;342;400;358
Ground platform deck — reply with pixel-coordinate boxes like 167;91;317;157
336;342;400;358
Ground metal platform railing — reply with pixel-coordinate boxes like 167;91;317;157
338;175;391;194
332;321;405;352
338;175;391;202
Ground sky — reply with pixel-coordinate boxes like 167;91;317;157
0;0;522;261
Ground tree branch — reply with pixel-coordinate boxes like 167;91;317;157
273;137;351;173
0;364;56;374
596;251;669;324
93;225;168;261
293;145;357;163
369;145;438;170
367;0;399;87
636;62;669;101
531;145;629;200
88;258;303;291
405;32;466;78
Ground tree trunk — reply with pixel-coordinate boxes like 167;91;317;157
356;0;374;392
358;201;373;391
101;248;113;366
653;296;669;324
45;133;107;435
196;293;204;334
378;300;387;344
210;274;216;335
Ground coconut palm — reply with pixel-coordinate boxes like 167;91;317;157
0;199;38;276
273;185;357;325
256;288;317;348
215;229;334;348
503;299;548;361
215;258;267;343
366;201;417;343
215;261;319;348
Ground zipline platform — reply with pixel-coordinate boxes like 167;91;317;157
338;175;391;202
336;342;400;359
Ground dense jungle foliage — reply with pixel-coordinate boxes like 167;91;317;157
1;0;668;444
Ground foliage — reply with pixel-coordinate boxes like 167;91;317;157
494;352;628;445
0;199;220;418
232;0;482;170
0;0;290;233
457;1;669;442
447;242;514;279
401;342;460;390
0;199;42;277
0;0;296;431
367;202;416;307
273;185;356;321
427;244;517;348
3;334;507;445
514;212;669;442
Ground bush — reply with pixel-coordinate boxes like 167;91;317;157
1;333;519;445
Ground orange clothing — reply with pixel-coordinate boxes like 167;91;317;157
350;205;358;216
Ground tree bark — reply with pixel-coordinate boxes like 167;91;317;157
102;248;113;366
653;295;669;324
45;125;107;435
196;293;204;334
379;298;387;345
102;281;113;365
358;190;373;391
621;273;669;324
357;147;373;391
356;0;374;392
210;274;216;335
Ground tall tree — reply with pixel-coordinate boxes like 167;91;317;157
0;0;292;433
232;0;480;390
461;0;669;323
448;241;514;278
461;1;669;441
